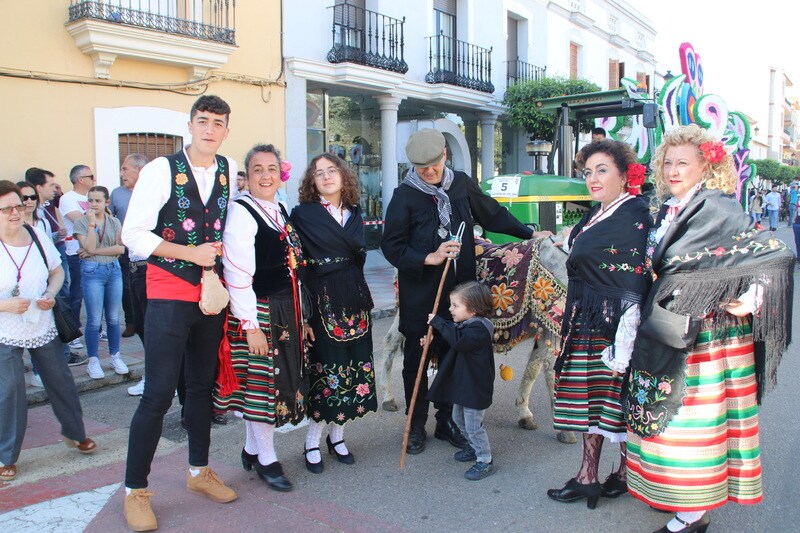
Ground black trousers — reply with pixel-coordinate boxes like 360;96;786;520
129;261;148;343
119;253;134;326
402;328;452;427
125;299;224;488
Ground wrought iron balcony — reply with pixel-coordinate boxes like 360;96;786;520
326;1;408;74
425;32;493;93
68;0;236;45
506;58;546;87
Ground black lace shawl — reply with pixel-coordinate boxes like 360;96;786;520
290;202;373;321
627;189;794;438
555;196;652;373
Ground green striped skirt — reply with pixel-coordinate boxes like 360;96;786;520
553;334;626;437
626;319;762;511
213;294;307;427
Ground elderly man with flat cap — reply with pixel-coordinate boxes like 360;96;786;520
381;128;550;455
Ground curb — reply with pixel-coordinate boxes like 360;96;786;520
26;362;144;406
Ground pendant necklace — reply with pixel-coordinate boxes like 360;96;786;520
0;237;34;297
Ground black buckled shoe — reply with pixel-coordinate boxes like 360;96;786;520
600;472;627;498
303;448;324;474
255;461;293;492
326;435;355;464
406;425;427;455
652;512;710;533
546;478;601;509
434;419;468;449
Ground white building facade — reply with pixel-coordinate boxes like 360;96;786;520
283;0;655;247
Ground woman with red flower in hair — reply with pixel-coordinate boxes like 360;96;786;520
626;124;793;532
291;153;377;474
548;139;652;510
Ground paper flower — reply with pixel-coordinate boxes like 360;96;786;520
280;160;292;182
699;141;726;164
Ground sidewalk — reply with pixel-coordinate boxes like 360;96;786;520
24;249;397;405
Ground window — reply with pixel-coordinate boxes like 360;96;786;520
569;42;579;79
333;0;366;49
434;2;457;73
118;132;182;175
608;14;618;34
608;59;619;89
636;72;650;92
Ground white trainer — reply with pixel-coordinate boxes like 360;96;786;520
86;357;104;379
31;373;44;388
109;353;129;375
68;338;84;350
127;378;145;396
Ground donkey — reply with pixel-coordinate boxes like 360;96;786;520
376;232;576;444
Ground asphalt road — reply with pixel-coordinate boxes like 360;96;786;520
69;278;800;533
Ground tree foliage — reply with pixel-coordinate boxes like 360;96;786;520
503;76;601;140
751;158;799;185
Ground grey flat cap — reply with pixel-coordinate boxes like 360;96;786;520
406;128;445;167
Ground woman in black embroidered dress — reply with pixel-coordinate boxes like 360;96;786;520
212;144;309;492
547;140;652;510
291;153;377;473
625;125;794;533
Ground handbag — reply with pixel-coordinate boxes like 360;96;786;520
23;224;83;342
638;299;702;349
199;266;229;315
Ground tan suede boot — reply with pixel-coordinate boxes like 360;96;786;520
123;489;157;532
186;467;238;503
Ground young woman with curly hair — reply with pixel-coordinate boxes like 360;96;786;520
291;153;377;473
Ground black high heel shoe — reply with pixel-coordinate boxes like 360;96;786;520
254;461;293;492
546;478;601;509
241;449;257;471
303;447;324;474
600;472;627;498
326;435;355;465
652;512;710;533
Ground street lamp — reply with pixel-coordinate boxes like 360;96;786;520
525;139;553;174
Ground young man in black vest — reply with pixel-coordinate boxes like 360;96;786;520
121;95;239;532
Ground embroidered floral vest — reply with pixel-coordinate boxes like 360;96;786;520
148;151;230;285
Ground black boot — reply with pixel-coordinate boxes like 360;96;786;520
254;461;293;492
406;425;427;455
600;472;627;498
434;419;468;449
546;478;601;509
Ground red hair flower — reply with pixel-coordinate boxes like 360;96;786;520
699;141;726;164
280;160;292;182
626;163;646;195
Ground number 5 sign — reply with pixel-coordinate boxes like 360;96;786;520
490;176;521;198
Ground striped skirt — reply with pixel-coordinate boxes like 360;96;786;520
213;294;307;427
626;320;762;511
553;334;626;435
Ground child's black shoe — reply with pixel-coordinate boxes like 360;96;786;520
465;460;495;481
454;444;477;462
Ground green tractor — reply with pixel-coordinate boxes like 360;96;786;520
482;88;660;243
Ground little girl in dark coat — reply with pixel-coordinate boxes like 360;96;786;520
425;281;496;481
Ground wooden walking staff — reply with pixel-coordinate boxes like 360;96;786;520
400;222;465;468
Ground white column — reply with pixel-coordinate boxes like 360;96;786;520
478;112;499;181
284;69;307;207
376;94;404;220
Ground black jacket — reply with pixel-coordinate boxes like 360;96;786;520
381;171;532;335
426;316;495;410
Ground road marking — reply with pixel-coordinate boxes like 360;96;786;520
0;483;119;533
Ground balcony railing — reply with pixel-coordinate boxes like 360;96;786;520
326;1;408;74
68;0;236;45
425;32;494;93
506;58;546;87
